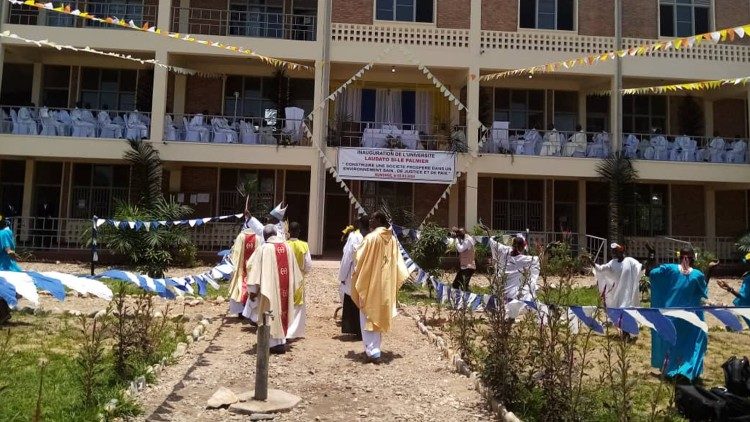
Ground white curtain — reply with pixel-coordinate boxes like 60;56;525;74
374;88;402;127
335;87;362;121
415;90;433;133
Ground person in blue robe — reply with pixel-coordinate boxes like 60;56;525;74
0;215;21;324
718;271;750;326
647;245;714;382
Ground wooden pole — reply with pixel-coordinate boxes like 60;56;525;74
254;311;273;401
91;217;98;276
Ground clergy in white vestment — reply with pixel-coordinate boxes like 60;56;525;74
592;243;643;309
242;225;303;354
226;225;263;319
487;233;540;301
338;215;369;338
286;222;311;341
244;201;288;239
350;212;410;363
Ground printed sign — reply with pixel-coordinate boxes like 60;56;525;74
337;148;456;184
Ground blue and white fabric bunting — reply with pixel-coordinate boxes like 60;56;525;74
706;308;744;332
606;308;640;336
0;277;17;307
0;271;40;306
627;309;676;345
26;271;67;301
570;306;604;334
95;213;245;230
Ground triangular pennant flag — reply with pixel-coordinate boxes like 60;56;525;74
606;308;639;335
570;306;603;334
706;308;743;332
661;309;708;333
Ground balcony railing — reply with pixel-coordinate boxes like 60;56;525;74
327;121;467;151
170;7;316;41
167;114;311;146
0;106;151;139
480;128;749;164
6;0;157;28
1;105;151;141
480;30;750;64
331;22;469;48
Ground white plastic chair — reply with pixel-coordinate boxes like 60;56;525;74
211;118;237;143
708;137;726;163
185;115;210;142
71;108;96;137
540;130;562;156
16;107;38;135
239;120;259;144
623;134;639;159
283;106;304;144
126;112;148;140
650;135;669;161
670;136;695;162
98;111;123;139
727;140;748;163
163;115;178;141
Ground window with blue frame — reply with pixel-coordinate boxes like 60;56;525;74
376;0;433;23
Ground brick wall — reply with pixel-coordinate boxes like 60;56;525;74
477;177;493;227
414;183;449;227
714;99;747;138
180;166;218;216
332;0;373;24
185;76;223;115
671;185;705;236
716;190;747;237
622;0;658;39
578;0;614;36
437;0;470;29
716;0;750;30
481;0;517;31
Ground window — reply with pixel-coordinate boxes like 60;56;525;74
0;64;33;106
624;184;668;236
519;0;574;30
87;0;145;29
218;169;274;215
42;65;70;108
0;160;25;217
224;76;275;117
585;95;609;132
80;68;137;111
359;89;417;125
622;95;667;134
492;179;544;231
71;164;130;218
229;0;284;39
493;89;544;130
553;91;578;132
659;0;711;37
376;0;434;23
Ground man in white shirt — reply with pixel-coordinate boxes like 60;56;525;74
449;227;476;290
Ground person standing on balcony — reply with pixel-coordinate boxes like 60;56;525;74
448;227;476;291
339;214;370;339
350;212;409;363
645;244;718;382
0;215;21;324
286;222;311;342
566;125;587;157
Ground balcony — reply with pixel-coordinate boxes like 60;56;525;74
480;128;749;165
166;113;311;147
1;105;151;140
327;121;468;152
170;7;316;41
6;0;157;28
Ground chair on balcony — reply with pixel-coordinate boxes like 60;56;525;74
283;106;305;144
487;121;509;153
70;108;96;137
57;110;73;136
564;129;587;157
647;134;669;160
706;136;726;163
623;134;639;159
587;131;610;158
184;115;210;142
239;120;259;144
39;107;65;136
98;111;124;139
727;139;748;163
163;115;178;141
670;135;696;162
126;112;148;140
520;128;542;155
14;107;38;135
540;129;562;156
211;117;238;143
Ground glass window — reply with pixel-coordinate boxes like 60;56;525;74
623;95;668;135
42;65;70;108
494;88;545;130
492;179;544;231
376;0;433;23
70;163;130;218
519;0;575;30
79;68;138;111
624;184;668;236
585;95;609;132
659;0;711;37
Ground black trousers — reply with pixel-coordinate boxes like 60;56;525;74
452;268;475;291
341;293;361;339
0;299;10;324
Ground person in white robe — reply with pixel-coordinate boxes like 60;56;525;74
591;243;643;309
243;201;287;239
242;225;303;354
486;232;540;301
565;125;587;157
339;215;369;338
226;224;263;319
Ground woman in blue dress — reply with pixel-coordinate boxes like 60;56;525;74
646;245;716;382
0;215;20;324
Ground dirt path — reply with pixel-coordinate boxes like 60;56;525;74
135;263;492;422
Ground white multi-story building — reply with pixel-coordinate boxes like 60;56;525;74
0;0;748;259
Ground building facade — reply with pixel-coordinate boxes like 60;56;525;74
0;0;749;259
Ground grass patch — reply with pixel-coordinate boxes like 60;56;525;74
538;285;601;307
398;283;436;306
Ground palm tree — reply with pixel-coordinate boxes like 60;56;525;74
98;140;194;277
236;174;259;214
737;233;750;259
595;153;639;244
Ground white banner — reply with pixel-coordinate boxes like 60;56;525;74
337;148;456;184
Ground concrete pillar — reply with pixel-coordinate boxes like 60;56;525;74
705;186;716;252
168;166;181;192
31;62;43;106
20;159;34;241
0;47;5;97
464;170;478;229
156;0;172;30
464;64;480;229
448;182;459;228
704;99;714;138
178;0;190;33
173;74;187;116
577;179;587;243
578;91;587;131
150;50;169;142
609;75;621;152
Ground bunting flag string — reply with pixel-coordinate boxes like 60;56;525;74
94;213;244;231
6;0;309;71
480;23;750;81
594;75;750;96
391;231;750;345
0;31;222;78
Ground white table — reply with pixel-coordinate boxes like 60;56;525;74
362;127;422;149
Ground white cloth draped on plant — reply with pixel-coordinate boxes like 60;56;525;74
335;87;362;121
375;88;402;126
415;91;433;133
